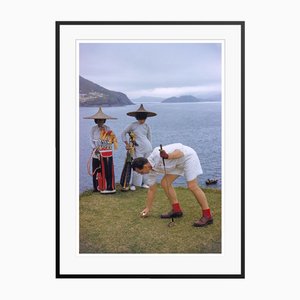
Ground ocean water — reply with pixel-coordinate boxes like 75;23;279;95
80;102;221;192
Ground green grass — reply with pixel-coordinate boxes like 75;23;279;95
80;185;221;253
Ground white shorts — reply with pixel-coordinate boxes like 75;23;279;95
182;149;203;182
147;148;203;185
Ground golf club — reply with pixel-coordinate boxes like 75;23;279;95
160;144;175;227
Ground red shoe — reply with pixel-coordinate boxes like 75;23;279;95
193;216;213;227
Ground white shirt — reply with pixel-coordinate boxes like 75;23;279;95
121;121;152;154
147;143;202;185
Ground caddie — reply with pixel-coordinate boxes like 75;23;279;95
121;104;157;191
131;143;213;227
84;107;118;194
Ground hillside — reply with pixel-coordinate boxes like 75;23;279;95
79;76;134;107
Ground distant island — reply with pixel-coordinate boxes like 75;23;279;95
79;76;134;107
162;94;221;103
162;95;204;103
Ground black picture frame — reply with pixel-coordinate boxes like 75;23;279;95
56;21;245;279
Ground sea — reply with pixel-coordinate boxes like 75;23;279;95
79;102;221;193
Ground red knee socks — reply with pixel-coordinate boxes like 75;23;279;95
172;204;211;217
202;208;212;219
172;203;182;213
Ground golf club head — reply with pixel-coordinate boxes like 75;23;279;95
168;221;176;227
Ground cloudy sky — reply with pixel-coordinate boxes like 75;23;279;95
79;43;221;99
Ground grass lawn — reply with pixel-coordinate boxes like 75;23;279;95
80;185;221;253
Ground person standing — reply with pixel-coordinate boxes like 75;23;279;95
84;107;118;193
121;104;157;191
131;143;213;227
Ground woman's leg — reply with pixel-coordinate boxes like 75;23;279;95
132;150;143;187
92;158;100;191
141;151;152;186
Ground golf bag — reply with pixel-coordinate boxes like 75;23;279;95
119;131;137;191
96;149;116;193
120;151;132;191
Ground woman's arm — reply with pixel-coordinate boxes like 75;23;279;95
146;124;152;143
89;126;96;148
121;123;133;144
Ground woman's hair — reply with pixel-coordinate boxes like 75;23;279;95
131;157;148;170
135;113;148;120
94;119;106;124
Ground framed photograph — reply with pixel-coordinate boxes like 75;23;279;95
56;21;245;278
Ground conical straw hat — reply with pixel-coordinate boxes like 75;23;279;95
126;104;157;117
83;107;117;120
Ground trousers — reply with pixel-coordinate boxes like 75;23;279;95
132;150;152;186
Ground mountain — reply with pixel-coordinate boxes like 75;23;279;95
132;96;164;103
162;95;205;103
79;76;134;107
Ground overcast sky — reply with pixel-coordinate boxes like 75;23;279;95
80;43;221;99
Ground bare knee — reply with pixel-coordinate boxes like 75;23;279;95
161;177;173;190
161;178;168;189
187;181;200;192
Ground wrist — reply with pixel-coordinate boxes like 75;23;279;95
163;153;169;159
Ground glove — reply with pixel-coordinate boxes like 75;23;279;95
160;150;169;159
